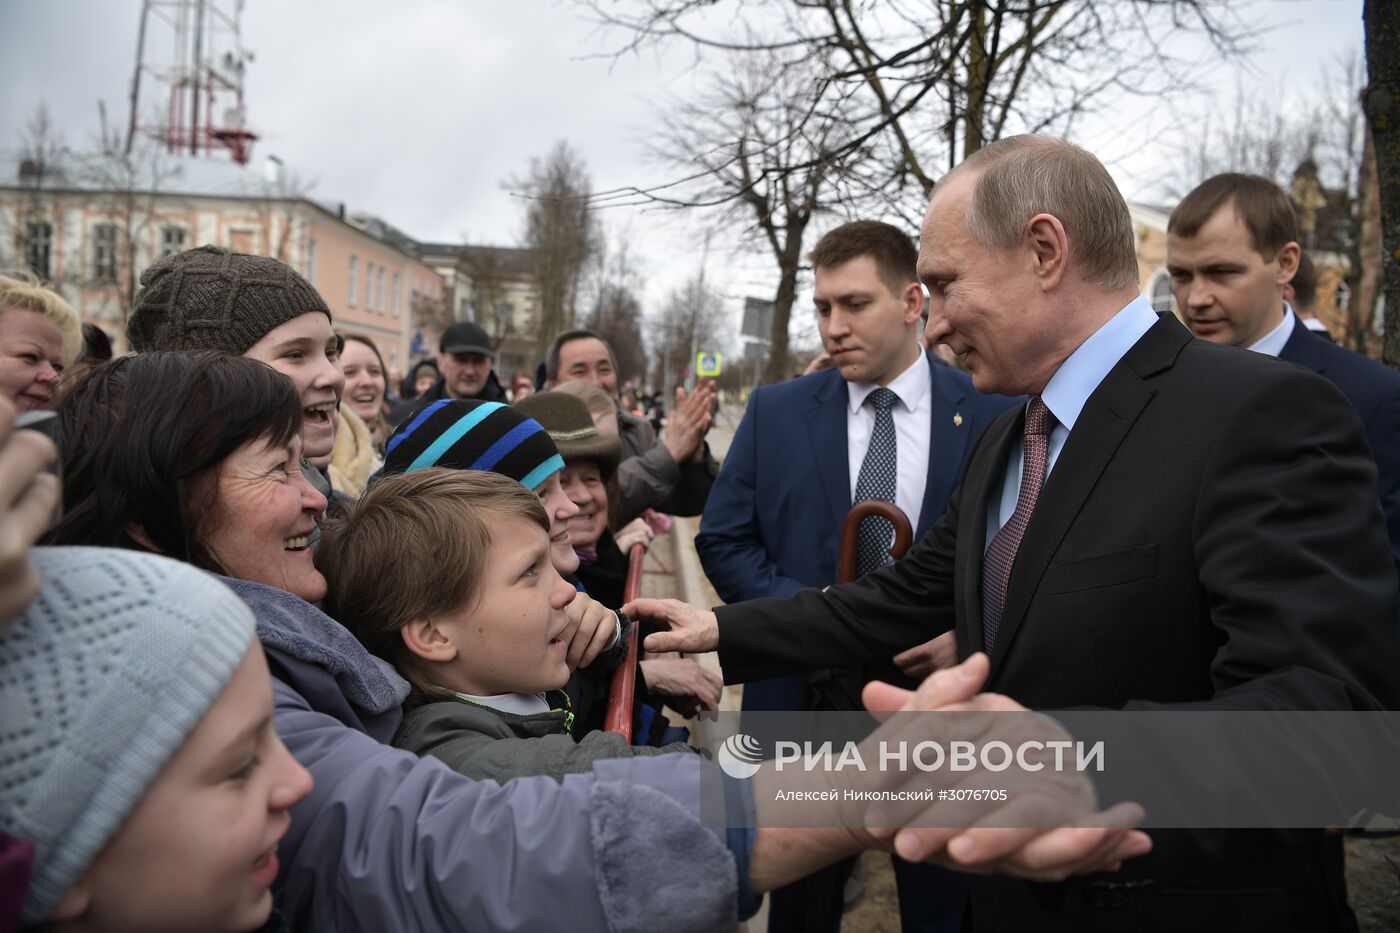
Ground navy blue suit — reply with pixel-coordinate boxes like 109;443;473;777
697;355;1017;933
1280;316;1400;581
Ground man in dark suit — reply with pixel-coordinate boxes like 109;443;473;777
697;220;1017;932
1166;173;1400;579
630;136;1400;931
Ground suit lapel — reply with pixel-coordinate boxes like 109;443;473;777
805;371;852;539
920;359;971;539
1279;316;1326;375
985;316;1186;680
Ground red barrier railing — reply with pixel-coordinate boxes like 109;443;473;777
838;500;914;584
603;543;648;739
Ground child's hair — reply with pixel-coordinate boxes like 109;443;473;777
318;468;549;705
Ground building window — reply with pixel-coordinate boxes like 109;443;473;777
93;223;119;284
348;256;358;306
392;273;400;317
23;221;53;280
365;263;376;311
377;267;386;314
306;239;318;283
160;226;186;258
1149;271;1173;314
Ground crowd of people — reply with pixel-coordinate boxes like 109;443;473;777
0;133;1396;933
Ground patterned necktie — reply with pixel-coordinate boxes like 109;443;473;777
982;396;1054;651
854;387;900;576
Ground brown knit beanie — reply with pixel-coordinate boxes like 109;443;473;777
127;245;331;355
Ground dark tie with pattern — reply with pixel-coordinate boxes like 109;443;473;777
854;387;900;576
982;396;1054;651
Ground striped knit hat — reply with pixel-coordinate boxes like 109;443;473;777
382;399;564;491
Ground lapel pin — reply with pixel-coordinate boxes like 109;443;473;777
953;412;963;427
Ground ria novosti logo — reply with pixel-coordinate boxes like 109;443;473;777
717;733;765;779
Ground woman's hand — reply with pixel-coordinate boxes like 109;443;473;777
614;517;655;554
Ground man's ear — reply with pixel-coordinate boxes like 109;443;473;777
900;281;926;325
1275;241;1301;288
400;615;458;663
1025;213;1069;290
50;875;94;922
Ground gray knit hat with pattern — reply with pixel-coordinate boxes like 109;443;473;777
0;547;256;924
127;244;331;355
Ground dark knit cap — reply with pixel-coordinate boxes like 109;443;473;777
514;391;621;482
127;245;331;355
382;399;564;491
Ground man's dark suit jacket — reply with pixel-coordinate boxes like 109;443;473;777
1279;315;1400;581
696;355;1018;711
717;315;1400;932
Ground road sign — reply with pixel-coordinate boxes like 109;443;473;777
696;351;722;378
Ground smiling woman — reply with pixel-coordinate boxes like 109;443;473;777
42;351;328;601
0;273;82;412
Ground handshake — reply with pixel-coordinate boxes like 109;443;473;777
624;597;1151;889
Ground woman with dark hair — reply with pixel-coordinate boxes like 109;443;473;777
44;351;315;586
331;333;390;498
38;350;776;932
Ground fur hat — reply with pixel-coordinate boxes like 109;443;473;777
127;245;331;355
0;547;256;924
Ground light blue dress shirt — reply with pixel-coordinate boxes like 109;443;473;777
987;295;1160;546
1244;305;1296;359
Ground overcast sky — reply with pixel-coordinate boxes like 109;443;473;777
0;0;1368;342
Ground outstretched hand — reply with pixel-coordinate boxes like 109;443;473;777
623;597;720;654
861;655;1152;881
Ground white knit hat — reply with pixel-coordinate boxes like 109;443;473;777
0;547;256;924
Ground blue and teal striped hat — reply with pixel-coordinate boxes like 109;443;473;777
382;399;564;491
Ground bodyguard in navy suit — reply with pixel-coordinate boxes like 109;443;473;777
1168;173;1400;578
697;221;1016;932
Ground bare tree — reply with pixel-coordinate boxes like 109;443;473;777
649;275;727;390
643;52;866;383
586;0;1258;207
460;246;514;347
1364;0;1400;367
509;141;602;355
584;233;648;385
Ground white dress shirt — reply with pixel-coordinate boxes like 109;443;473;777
988;295;1159;545
846;352;932;532
1245;305;1296;358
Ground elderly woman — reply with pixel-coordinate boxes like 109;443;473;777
0;273;81;413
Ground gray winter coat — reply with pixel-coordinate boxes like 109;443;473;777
225;578;756;932
615;407;718;525
395;687;696;782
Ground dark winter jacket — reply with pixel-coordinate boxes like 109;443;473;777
394;684;696;782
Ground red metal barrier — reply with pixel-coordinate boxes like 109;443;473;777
603;543;648;739
838;500;914;584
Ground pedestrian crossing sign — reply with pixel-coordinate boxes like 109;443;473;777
696;351;722;378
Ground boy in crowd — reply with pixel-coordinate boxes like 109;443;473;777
319;468;693;781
